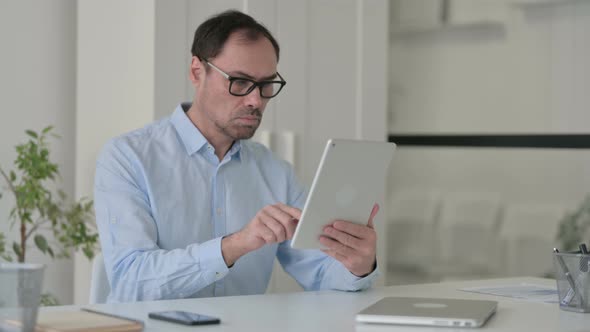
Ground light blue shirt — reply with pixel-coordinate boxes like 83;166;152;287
94;103;378;303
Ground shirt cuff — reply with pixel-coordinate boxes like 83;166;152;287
195;237;230;283
336;261;381;291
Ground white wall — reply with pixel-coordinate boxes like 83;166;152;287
386;0;590;280
75;0;157;304
154;0;190;120
389;0;590;204
389;0;590;134
0;0;76;304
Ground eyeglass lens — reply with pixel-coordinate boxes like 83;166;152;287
230;79;282;97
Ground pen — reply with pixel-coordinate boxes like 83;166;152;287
579;243;589;273
554;248;584;307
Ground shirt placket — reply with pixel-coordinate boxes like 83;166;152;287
212;165;228;297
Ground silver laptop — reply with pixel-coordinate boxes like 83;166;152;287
356;297;497;328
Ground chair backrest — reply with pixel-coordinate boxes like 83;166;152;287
438;192;502;229
89;252;110;304
499;204;565;277
500;204;564;241
436;192;503;272
388;190;440;225
387;190;441;267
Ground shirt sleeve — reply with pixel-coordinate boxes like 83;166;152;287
277;242;380;291
275;162;379;292
94;140;229;302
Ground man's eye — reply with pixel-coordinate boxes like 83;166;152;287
233;80;251;88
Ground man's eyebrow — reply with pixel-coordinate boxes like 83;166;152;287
232;71;278;81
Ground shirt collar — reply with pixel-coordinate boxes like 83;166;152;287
227;140;242;162
171;102;243;161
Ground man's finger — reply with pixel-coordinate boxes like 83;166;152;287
266;205;297;238
332;220;372;239
260;212;287;242
323;226;363;250
275;202;302;220
367;203;379;229
321;248;347;263
319;236;355;257
258;223;277;244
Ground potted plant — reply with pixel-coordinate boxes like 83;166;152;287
0;126;99;305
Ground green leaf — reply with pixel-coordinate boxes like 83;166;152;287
0;233;8;261
42;126;54;134
25;130;38;139
12;242;22;258
34;234;49;253
9;171;16;182
63;251;71;259
82;246;94;260
40;293;59;306
46;246;54;258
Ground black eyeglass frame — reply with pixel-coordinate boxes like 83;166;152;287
204;60;286;99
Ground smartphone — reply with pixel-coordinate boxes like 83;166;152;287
148;311;221;326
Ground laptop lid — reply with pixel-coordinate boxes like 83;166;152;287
356;297;497;328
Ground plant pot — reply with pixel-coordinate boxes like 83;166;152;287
0;263;45;332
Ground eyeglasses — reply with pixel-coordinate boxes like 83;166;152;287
205;61;286;99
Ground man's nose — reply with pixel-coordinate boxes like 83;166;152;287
244;88;263;109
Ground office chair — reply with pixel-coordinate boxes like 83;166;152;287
432;191;503;280
499;204;565;277
89;252;110;304
386;189;441;282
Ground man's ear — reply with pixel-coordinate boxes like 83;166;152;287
189;56;204;87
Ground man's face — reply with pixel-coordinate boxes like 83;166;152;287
191;32;278;141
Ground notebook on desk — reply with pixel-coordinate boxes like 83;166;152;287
4;309;143;332
356;297;497;328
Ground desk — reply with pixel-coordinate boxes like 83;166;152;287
43;277;589;331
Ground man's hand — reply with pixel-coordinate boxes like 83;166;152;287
319;203;379;277
221;203;301;266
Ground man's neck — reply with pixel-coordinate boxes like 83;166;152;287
185;104;234;161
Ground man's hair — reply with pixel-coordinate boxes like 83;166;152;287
191;10;280;62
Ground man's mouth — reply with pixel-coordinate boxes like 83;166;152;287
236;116;260;124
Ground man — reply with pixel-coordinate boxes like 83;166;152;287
94;10;379;303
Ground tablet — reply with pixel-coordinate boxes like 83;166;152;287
356;297;497;328
290;139;396;249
